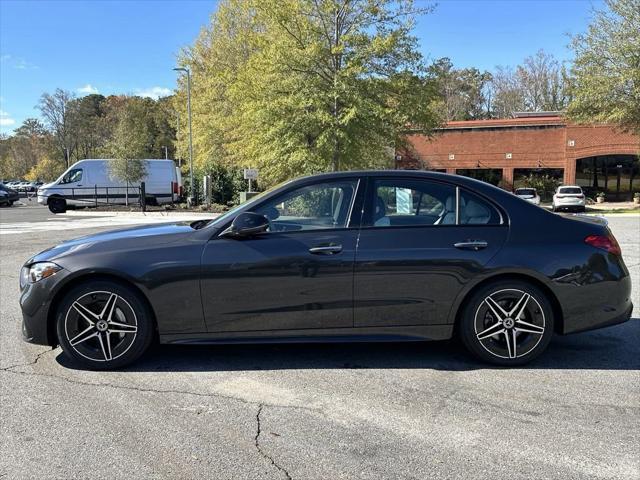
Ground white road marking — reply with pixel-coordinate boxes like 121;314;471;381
0;213;213;235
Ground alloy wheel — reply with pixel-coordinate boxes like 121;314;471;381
474;288;545;359
64;290;138;362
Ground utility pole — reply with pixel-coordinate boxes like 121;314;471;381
162;146;168;160
173;67;194;203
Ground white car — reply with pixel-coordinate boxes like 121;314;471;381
553;185;586;212
514;187;540;205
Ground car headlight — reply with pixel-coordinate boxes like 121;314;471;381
20;262;62;288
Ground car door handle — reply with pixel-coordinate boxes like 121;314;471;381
309;245;343;255
454;240;488;251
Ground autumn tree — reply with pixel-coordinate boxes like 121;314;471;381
567;0;640;134
38;89;77;167
177;0;441;185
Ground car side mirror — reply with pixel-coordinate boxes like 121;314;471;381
221;212;270;238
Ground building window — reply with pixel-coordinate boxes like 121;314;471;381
575;155;639;201
456;169;503;186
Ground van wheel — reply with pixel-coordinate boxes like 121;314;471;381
48;197;66;214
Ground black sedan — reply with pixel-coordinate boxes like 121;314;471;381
0;183;19;206
20;171;633;369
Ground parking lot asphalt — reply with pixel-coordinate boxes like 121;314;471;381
1;205;639;479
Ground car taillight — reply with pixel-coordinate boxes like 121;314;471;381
172;182;178;194
584;234;621;256
578;194;584;199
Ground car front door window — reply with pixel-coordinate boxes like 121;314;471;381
255;180;358;232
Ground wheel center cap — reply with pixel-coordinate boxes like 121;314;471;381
96;320;108;332
503;318;515;329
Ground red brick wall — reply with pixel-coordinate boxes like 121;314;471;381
402;118;639;186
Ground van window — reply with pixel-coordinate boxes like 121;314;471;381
60;169;83;184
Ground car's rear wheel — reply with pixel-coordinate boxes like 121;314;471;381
459;280;554;366
48;197;66;214
56;281;154;370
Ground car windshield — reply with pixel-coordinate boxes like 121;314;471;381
515;188;536;196
559;187;582;194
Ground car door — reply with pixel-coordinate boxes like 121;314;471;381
354;176;508;328
200;177;363;333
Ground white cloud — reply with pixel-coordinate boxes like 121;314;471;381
135;86;172;100
0;109;16;127
1;55;38;70
77;84;99;95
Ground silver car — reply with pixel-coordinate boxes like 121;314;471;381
553;185;586;212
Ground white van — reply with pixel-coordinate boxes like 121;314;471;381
38;159;182;213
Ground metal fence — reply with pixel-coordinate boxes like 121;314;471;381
37;182;180;212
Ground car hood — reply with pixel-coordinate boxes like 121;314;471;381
28;222;196;264
39;182;57;190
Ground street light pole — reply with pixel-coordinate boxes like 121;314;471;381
162;146;168;160
173;67;194;203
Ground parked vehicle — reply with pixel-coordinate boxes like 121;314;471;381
553;185;586;212
37;159;182;213
514;188;540;205
20;171;632;369
0;183;19;206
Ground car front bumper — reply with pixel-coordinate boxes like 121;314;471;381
20;269;72;346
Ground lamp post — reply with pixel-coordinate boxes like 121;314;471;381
173;67;194;204
162;146;168;160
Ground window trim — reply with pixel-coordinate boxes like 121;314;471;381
215;177;364;238
363;176;506;229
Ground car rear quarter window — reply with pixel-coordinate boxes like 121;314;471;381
459;190;502;225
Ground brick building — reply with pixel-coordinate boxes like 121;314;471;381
400;113;639;200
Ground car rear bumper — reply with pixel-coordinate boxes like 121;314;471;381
559;274;633;334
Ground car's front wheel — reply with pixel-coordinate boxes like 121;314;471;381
56;281;154;369
459;280;554;366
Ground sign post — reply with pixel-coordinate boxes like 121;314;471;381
243;168;259;193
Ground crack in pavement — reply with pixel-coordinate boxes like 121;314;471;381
0;347;55;372
1;359;321;416
255;404;292;480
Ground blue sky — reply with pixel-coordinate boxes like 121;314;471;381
0;0;603;133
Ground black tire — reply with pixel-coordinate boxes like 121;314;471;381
56;280;154;370
459;280;554;366
48;197;66;214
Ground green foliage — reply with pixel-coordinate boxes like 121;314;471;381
177;0;441;186
197;161;246;204
518;173;561;197
567;0;640;135
106;100;152;185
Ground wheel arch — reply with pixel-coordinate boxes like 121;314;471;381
450;272;565;335
47;272;158;346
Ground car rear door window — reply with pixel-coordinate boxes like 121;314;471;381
370;179;456;227
368;178;502;227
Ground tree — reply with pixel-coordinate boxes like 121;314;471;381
178;0;441;186
517;50;569;111
490;51;569;118
38;89;77;167
107;100;151;204
567;0;640;135
429;58;492;121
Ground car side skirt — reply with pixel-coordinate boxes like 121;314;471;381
159;325;454;345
